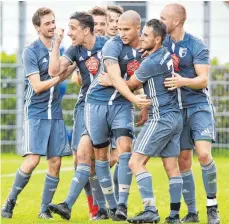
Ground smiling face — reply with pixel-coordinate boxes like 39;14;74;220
67;19;86;46
140;25;159;51
35;13;56;39
93;15;107;36
106;11;120;36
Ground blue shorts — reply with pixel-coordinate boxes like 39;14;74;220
85;103;134;147
71;105;117;151
71;105;87;151
180;103;216;150
134;111;183;158
22;119;72;159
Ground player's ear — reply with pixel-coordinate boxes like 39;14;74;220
155;36;162;44
84;27;90;35
136;25;141;33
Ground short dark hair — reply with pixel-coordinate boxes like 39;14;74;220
70;11;94;34
107;5;123;15
89;6;107;17
146;19;167;43
32;7;55;26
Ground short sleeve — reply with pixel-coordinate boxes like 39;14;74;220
135;58;157;83
63;46;76;64
22;48;39;77
193;40;209;65
102;39;122;61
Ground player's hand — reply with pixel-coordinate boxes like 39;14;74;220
98;71;113;86
133;95;151;109
141;50;149;58
164;72;184;90
136;107;149;126
55;28;64;44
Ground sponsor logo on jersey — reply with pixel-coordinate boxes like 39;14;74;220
171;54;180;72
127;60;140;76
179;47;187;58
85;57;99;76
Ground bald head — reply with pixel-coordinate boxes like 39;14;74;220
164;3;186;24
119;10;141;26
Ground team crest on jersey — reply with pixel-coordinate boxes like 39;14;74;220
127;60;140;76
85;57;99;76
179;47;187;58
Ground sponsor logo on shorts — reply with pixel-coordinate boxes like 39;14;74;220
208;178;217;184
201;128;212;138
49;188;57;192
73;177;79;183
100;177;109;183
182;189;190;193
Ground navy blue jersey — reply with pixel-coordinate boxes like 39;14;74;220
86;35;143;105
163;32;210;108
63;36;108;106
22;39;62;119
135;47;179;117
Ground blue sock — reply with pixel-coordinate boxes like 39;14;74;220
95;160;117;209
65;164;90;209
136;172;156;212
201;160;217;205
84;180;92;196
40;174;59;213
181;170;197;214
9;169;31;201
169;176;183;218
118;153;132;206
89;174;106;210
113;163;119;202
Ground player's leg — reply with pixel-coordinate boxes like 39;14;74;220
127;117;163;223
40;119;71;219
85;103;117;220
162;111;183;224
191;104;219;224
110;142;119;202
111;104;134;220
178;109;199;223
71;106;99;218
48;134;92;220
1;119;49;218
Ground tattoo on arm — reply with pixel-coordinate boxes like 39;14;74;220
104;58;118;68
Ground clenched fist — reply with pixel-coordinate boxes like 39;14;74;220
55;28;64;43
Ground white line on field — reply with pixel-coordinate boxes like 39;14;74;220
1;167;74;178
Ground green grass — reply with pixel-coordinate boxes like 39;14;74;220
1;153;228;224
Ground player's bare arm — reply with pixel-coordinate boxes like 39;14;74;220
104;58;150;109
164;64;209;91
49;28;72;77
28;73;60;94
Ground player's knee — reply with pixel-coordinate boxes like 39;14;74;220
77;151;91;164
49;157;62;170
197;151;212;165
178;152;192;172
23;155;40;172
128;157;138;173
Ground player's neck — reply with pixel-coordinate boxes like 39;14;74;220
39;35;53;49
147;44;162;55
82;34;96;50
129;37;141;49
170;27;185;42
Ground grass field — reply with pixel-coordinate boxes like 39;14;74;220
1;153;228;224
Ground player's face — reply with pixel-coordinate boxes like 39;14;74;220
106;11;120;36
118;19;139;45
36;14;56;39
67;19;85;46
93;15;107;36
140;26;157;51
160;7;174;34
